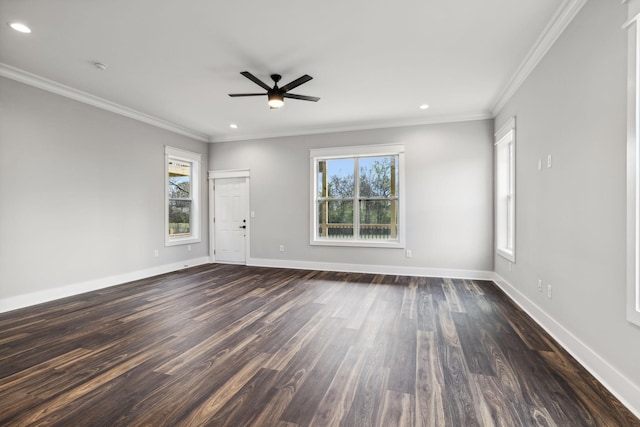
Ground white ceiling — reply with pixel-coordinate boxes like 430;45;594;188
1;0;567;142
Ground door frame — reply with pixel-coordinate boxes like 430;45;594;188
208;169;251;264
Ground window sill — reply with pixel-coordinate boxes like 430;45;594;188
629;309;640;328
497;248;515;263
311;239;404;249
166;236;201;247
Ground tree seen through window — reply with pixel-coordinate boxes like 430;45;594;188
168;159;192;236
317;155;398;240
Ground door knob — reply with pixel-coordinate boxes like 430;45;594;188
239;225;246;229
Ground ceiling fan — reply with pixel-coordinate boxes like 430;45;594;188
228;71;320;109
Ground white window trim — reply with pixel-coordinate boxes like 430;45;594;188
309;144;405;248
495;117;516;263
625;11;640;326
165;146;202;247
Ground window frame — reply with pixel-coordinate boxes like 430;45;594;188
165;146;201;247
495;117;516;263
309;144;405;248
625;10;640;327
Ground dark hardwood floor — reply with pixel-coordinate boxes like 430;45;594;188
0;264;638;426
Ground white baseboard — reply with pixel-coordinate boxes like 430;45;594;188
247;257;494;280
492;273;640;420
0;257;210;313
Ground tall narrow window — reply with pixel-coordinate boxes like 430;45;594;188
625;10;640;326
495;117;516;262
310;144;404;248
165;146;201;246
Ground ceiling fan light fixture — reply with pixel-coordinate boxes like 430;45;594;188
268;93;284;109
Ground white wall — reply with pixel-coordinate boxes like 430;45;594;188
209;119;494;276
494;0;640;410
0;77;209;309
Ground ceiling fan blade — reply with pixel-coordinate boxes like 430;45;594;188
280;75;313;92
240;71;272;91
228;93;266;97
283;93;320;102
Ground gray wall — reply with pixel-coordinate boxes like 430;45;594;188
0;77;209;300
494;0;640;389
209;120;494;273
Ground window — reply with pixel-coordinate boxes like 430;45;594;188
625;9;640;326
495;117;516;262
165;146;201;246
310;144;405;248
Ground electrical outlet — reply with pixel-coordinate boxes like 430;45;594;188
405;249;412;258
547;154;552;168
279;245;285;252
154;249;159;257
547;284;552;299
538;279;542;292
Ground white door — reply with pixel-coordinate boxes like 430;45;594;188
214;177;248;264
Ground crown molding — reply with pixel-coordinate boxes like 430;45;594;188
0;63;210;142
491;0;588;116
209;112;493;143
2;62;489;144
1;1;589;143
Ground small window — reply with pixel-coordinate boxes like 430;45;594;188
310;144;405;248
165;146;201;246
495;117;516;262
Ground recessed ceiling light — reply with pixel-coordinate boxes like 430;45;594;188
9;22;31;33
229;123;238;129
93;62;108;71
419;104;429;110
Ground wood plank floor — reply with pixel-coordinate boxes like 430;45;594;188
0;264;638;426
